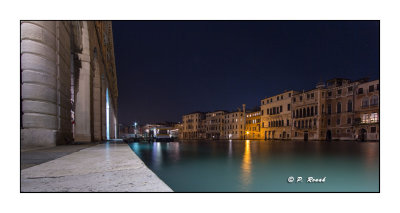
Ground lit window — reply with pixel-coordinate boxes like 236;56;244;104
370;113;379;123
361;114;369;123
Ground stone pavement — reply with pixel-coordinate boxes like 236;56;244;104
21;144;95;170
21;143;173;192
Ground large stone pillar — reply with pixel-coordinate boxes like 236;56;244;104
101;77;107;140
92;56;102;141
21;21;58;147
74;21;92;142
56;21;73;145
109;99;115;139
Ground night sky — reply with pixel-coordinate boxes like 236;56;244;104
112;21;379;125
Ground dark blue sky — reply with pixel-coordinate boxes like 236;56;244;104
112;21;379;125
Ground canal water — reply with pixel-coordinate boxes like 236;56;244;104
128;140;379;192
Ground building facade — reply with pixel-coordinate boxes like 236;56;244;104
179;79;379;142
21;21;118;148
291;85;326;141
245;109;262;139
353;80;380;141
205;110;226;139
182;112;205;139
261;90;297;140
324;78;361;140
223;104;246;139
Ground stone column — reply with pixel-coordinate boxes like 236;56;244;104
21;21;58;147
101;77;107;140
109;99;115;139
56;21;73;145
92;58;102;141
74;21;92;142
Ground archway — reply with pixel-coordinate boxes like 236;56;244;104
360;128;367;142
304;131;308;141
326;130;332;141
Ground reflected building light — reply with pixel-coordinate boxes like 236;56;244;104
241;140;252;189
132;143;140;155
152;142;162;169
229;140;232;158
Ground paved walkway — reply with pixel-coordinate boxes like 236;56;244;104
21;143;173;192
21;144;95;170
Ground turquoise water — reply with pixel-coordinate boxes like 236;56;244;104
128;140;379;192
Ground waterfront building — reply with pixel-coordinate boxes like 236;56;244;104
223;104;246;139
170;123;183;139
205;110;227;139
353;79;380;141
324;78;365;140
261;90;297;140
291;85;326;141
179;78;379;142
182;112;205;139
245;108;262;139
21;21;118;148
199;119;207;139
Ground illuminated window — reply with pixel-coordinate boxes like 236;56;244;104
361;114;369;123
370;113;379;123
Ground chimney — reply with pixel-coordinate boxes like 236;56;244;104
242;104;246;113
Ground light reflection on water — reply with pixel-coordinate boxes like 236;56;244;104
128;140;379;192
241;140;252;190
